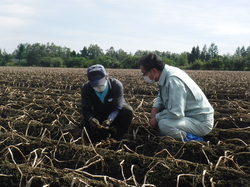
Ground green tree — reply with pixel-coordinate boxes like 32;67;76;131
232;56;245;70
246;46;250;54
106;47;116;58
64;57;89;68
92;56;121;68
80;46;89;58
235;46;247;57
241;46;247;57
51;57;63;67
13;43;26;62
70;50;77;57
26;43;47;66
195;46;200;59
134;50;150;56
40;57;63;67
188;46;200;63
0;49;3;65
190;59;204;70
208;43;218;58
87;44;103;59
121;56;141;69
45;42;71;60
221;55;234;70
235;47;241;56
161;51;172;59
243;52;250;70
2;50;12;66
200;45;210;61
162;57;176;66
152;50;162;57
177;52;188;67
208;56;224;70
40;57;52;67
116;49;128;61
45;42;57;57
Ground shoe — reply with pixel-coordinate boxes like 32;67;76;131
184;133;203;142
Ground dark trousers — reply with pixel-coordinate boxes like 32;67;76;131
80;105;133;143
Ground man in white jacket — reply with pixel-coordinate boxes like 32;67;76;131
138;53;214;141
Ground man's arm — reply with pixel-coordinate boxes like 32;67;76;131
149;107;159;128
81;84;93;121
155;77;186;121
107;79;124;121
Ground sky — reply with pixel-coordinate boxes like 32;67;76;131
1;0;250;55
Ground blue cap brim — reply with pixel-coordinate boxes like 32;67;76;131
89;77;106;87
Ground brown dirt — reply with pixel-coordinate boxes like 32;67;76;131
0;67;249;187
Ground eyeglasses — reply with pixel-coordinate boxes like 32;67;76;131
141;69;151;76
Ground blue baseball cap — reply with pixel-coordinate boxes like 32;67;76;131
87;64;107;87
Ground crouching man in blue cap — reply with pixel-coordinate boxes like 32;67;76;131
138;53;214;142
79;64;133;143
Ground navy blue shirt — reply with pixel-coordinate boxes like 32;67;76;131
81;78;126;122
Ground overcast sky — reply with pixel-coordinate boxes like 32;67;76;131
1;0;250;55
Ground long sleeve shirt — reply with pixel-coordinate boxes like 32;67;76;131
154;65;214;121
81;78;126;122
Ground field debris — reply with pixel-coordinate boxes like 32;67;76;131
0;67;250;187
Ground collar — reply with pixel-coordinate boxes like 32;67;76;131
94;82;109;101
158;65;170;86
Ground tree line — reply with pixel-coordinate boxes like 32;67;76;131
0;42;250;70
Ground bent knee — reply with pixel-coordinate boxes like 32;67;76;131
158;119;173;133
158;119;172;128
122;105;134;117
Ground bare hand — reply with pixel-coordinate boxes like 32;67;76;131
149;117;158;128
150;108;159;118
149;107;159;128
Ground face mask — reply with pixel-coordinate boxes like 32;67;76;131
143;76;155;84
93;81;107;92
143;70;156;84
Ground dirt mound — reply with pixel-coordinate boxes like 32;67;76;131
1;121;250;187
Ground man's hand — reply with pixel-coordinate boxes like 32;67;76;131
149;117;158;128
149;107;159;128
102;119;112;129
89;118;101;131
150;107;159;119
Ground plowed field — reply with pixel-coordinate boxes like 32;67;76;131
0;67;249;187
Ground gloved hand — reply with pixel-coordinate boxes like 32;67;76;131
102;119;112;129
89;118;102;131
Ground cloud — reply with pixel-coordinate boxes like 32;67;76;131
0;3;34;15
0;2;35;29
1;0;249;55
0;16;32;29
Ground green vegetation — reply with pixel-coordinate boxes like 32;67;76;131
1;43;250;70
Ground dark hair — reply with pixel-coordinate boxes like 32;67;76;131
138;53;165;71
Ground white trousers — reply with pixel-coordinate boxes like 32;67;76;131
158;113;214;141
